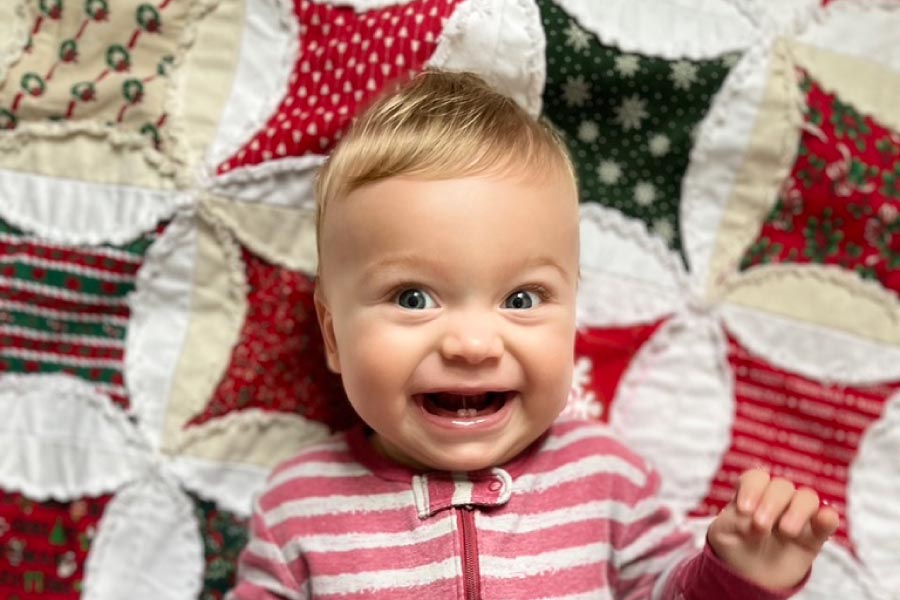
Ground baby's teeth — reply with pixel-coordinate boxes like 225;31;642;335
455;408;477;418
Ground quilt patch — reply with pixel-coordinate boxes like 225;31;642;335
191;493;248;600
0;219;161;408
538;0;735;255
0;490;111;598
186;247;356;431
567;321;664;421
217;0;462;173
741;70;900;295
0;0;197;152
692;335;898;552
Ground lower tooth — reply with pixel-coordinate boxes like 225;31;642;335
455;408;477;417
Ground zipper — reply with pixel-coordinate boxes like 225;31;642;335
457;505;481;600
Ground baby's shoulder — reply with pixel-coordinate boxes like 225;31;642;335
260;430;365;498
538;418;656;478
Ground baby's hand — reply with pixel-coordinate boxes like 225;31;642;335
707;469;840;591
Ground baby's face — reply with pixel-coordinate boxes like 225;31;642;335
316;169;579;471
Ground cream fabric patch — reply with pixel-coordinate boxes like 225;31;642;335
790;41;900;135
173;409;330;469
178;0;245;167
0;0;193;130
0;134;179;187
201;194;318;274
161;202;247;454
704;40;803;299
722;264;900;346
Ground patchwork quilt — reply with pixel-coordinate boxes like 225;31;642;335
0;0;898;598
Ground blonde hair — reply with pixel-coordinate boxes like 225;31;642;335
314;70;575;270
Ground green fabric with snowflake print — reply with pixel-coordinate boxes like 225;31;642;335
538;0;735;256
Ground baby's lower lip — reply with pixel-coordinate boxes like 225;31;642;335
414;392;516;431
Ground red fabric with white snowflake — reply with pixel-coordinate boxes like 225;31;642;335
0;490;112;599
186;247;358;432
571;321;664;422
217;0;462;173
741;71;900;294
690;335;899;552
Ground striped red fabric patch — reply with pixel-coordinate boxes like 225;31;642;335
0;219;162;408
691;335;899;551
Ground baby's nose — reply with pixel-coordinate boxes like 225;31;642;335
440;319;504;364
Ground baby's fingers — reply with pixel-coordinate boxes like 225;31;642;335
777;488;840;549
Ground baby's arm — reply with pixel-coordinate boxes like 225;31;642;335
227;502;310;600
706;469;840;591
613;464;837;600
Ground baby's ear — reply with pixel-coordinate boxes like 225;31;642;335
313;285;341;373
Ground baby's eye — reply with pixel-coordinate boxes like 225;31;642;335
503;290;541;310
396;288;437;310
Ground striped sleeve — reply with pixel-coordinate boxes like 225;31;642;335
602;447;805;600
605;462;698;600
227;500;309;600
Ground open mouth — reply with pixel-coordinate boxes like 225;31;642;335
418;391;512;419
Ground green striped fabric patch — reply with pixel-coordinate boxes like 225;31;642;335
0;219;160;408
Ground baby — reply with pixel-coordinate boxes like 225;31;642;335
229;70;838;599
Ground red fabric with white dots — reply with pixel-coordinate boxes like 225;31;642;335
217;0;462;173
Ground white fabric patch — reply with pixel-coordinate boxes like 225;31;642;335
553;0;757;59
849;391;900;597
721;302;900;385
127;213;199;451
577;204;686;328
82;474;204;600
0;168;187;245
681;42;772;296
612;315;733;517
0;374;150;501
794;539;887;600
204;0;296;171
428;0;546;117
169;454;270;518
798;0;900;71
204;154;323;208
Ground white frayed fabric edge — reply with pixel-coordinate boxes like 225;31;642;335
578;204;686;327
848;391;900;597
611;314;734;517
553;0;758;59
204;0;297;171
127;212;199;452
721;300;900;386
681;42;773;295
428;0;546;117
0;373;151;501
0;167;190;245
82;473;204;600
